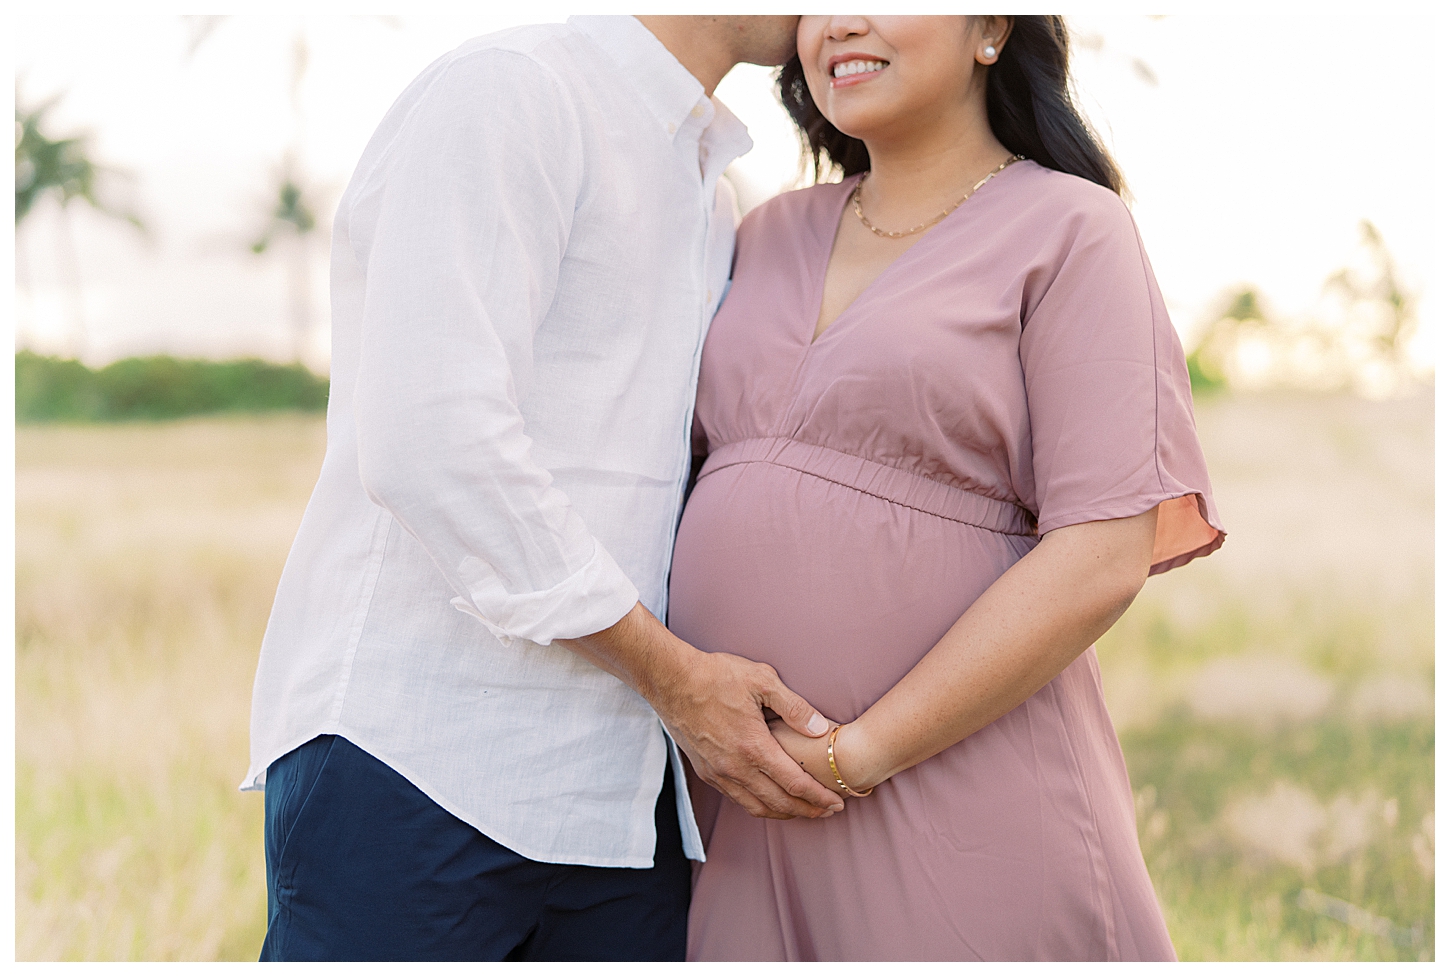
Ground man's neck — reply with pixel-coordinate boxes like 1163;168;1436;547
635;15;736;97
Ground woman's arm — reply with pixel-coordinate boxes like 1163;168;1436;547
772;506;1158;796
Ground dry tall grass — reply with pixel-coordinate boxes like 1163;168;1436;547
1098;389;1434;960
14;389;1434;960
16;417;324;960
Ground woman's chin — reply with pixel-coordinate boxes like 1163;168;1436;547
817;109;883;145
818;93;919;147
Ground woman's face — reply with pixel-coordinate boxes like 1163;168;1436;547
797;16;989;144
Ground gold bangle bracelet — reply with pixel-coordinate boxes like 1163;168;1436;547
827;724;873;798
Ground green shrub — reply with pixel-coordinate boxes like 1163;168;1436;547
15;352;328;423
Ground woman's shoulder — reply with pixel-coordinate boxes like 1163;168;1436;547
738;178;856;240
1008;160;1135;236
997;158;1142;255
1009;159;1131;218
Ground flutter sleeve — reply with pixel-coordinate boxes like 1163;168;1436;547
1018;189;1225;575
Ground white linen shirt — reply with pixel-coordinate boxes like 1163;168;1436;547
242;16;751;868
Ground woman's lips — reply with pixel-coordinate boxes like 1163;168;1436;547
829;57;888;89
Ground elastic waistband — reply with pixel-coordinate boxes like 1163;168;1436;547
698;437;1038;537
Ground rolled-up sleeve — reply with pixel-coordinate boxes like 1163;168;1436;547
346;50;640;647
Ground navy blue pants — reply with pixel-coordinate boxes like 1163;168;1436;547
260;735;691;961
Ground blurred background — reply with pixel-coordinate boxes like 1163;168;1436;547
13;13;1436;961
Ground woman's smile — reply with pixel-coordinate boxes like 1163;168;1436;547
829;53;889;88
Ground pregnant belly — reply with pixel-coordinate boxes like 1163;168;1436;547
668;459;1035;723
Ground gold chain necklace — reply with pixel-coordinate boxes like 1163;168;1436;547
852;153;1025;239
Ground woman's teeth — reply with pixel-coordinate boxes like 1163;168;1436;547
833;60;886;79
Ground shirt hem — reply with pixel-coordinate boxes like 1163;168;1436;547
243;724;677;870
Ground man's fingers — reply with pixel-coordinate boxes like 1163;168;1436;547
668;653;842;818
741;773;820;819
730;762;828;819
758;670;830;738
702;766;793;820
682;741;788;819
714;781;774;819
736;729;842;816
697;740;839;819
755;742;844;813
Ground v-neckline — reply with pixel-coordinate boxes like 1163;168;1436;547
807;174;935;348
806;162;1021;348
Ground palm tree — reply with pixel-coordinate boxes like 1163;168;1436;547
15;92;145;357
249;152;323;366
185;20;325;363
185;16;397;364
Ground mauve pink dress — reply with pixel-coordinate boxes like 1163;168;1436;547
667;160;1226;962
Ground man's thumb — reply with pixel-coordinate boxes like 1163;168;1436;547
765;681;830;737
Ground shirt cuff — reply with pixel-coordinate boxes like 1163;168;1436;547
450;538;640;647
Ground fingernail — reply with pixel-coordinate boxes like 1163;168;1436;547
806;713;829;735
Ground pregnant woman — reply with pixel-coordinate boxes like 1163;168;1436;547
669;15;1226;961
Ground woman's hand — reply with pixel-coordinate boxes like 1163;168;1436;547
768;718;885;800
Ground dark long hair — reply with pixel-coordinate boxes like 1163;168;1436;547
777;16;1123;195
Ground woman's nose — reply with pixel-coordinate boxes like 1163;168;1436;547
823;16;870;42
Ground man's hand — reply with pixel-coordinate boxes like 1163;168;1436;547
651;649;843;820
558;603;844;820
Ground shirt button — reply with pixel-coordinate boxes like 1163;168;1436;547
690;104;705;118
706;290;713;304
667;123;676;135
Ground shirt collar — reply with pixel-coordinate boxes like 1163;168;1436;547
697;97;753;183
569;15;727;142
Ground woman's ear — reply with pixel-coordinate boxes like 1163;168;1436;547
975;16;1014;65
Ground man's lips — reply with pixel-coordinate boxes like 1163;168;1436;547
828;52;889;89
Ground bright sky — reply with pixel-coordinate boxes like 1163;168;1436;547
12;12;1442;372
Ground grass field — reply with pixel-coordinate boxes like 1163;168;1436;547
15;417;323;960
14;390;1434;960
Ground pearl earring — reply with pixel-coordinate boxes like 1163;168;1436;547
983;45;997;59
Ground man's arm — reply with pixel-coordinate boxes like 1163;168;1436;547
347;49;840;819
350;51;630;647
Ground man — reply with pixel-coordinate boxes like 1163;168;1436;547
241;14;844;962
